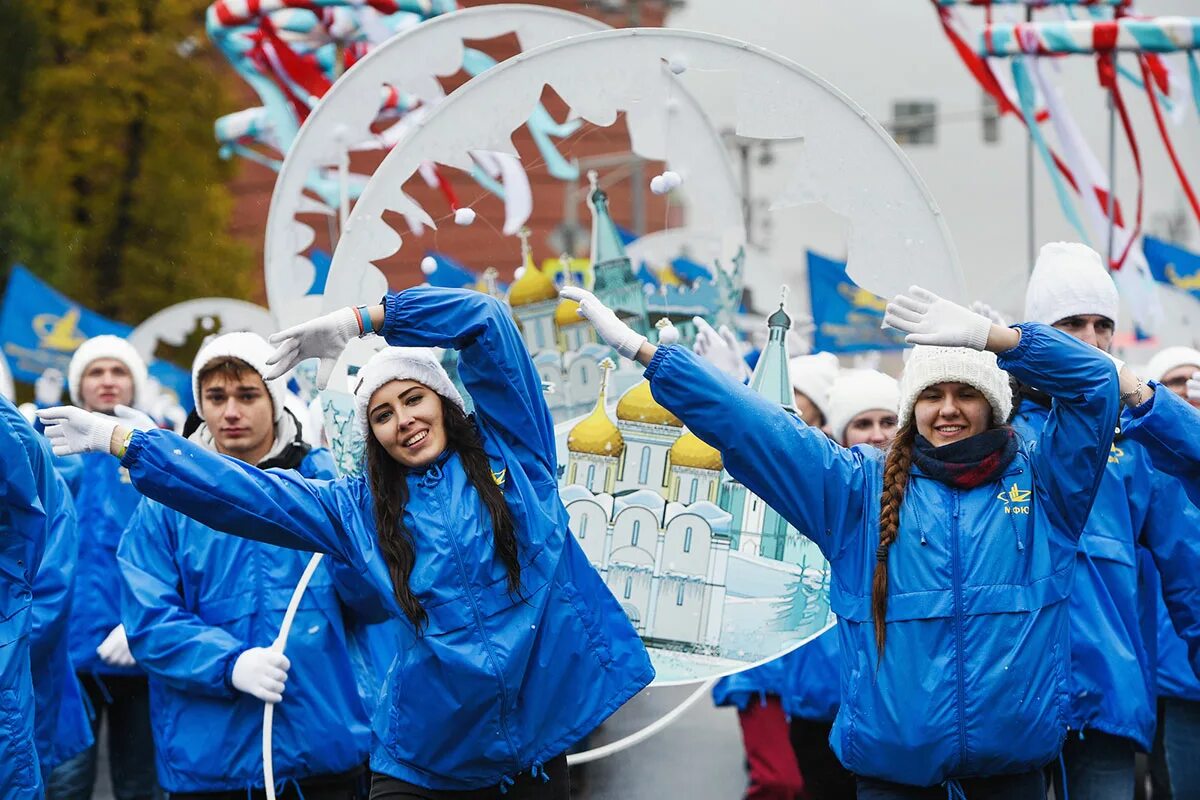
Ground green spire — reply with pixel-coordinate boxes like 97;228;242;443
587;169;635;290
749;285;796;413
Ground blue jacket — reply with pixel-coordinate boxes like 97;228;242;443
30;467;93;775
713;628;841;723
117;445;372;792
646;324;1118;787
1013;397;1200;748
1121;383;1200;506
61;450;145;677
1143;560;1200;703
1;395;78;797
117;288;654;790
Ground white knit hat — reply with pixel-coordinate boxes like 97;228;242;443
1024;242;1119;326
898;346;1012;429
828;369;900;444
191;332;283;420
789;352;839;421
1145;346;1200;382
68;335;148;407
354;347;465;435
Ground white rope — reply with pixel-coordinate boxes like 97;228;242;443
565;677;718;766
263;552;325;800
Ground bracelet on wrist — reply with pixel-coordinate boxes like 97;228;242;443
116;429;134;459
1119;380;1146;408
357;305;375;335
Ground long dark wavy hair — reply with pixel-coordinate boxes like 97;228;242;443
365;395;520;632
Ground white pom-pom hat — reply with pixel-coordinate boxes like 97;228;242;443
68;335;148;407
354;347;465;435
898;346;1012;430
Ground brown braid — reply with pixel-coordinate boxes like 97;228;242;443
871;419;917;658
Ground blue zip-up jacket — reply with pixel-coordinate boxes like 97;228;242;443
1121;383;1200;506
116;287;654;790
646;324;1118;787
61;450;145;677
712;628;840;722
1012;397;1200;748
1;395;60;796
117;445;372;792
30;467;93;775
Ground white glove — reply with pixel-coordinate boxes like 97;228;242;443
692;316;750;381
230;647;290;704
883;286;992;350
968;301;1008;328
35;369;65;407
94;404;156;433
96;625;136;668
1188;371;1200;403
559;287;647;360
265;307;362;389
36;406;119;457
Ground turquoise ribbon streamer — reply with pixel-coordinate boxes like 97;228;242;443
1011;57;1091;243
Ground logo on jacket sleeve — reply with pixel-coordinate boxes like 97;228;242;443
996;482;1031;514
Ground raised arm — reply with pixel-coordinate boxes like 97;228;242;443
1120;384;1200;503
34;407;364;564
995;324;1120;540
117;500;249;698
377;288;557;482
644;345;871;562
264;288;557;483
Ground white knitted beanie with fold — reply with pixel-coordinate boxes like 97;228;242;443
1024;242;1119;326
897;346;1012;429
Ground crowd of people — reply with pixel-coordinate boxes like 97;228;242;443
2;241;1200;800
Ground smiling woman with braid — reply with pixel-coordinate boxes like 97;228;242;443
557;282;1151;799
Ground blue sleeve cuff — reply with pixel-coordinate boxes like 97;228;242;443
643;343;674;382
119;429;149;470
994;323;1036;370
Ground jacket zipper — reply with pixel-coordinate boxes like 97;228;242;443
951;491;968;771
432;469;521;768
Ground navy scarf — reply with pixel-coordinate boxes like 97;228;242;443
912;427;1019;489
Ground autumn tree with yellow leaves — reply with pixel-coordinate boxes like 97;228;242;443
0;0;253;325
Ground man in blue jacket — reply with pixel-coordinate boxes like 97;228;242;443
46;334;159;800
117;332;373;799
1012;243;1200;800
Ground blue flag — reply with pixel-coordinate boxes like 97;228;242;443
0;265;192;407
807;251;906;353
1143;236;1200;302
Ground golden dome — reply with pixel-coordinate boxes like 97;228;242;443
568;382;624;456
616;380;682;427
507;257;558;307
555;298;584;327
670;431;723;471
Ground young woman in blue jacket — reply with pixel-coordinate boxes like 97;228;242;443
560;282;1135;798
39;287;654;799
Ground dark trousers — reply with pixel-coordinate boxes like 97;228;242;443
855;770;1045;799
1151;696;1200;800
47;674;159;800
168;766;368;800
368;754;569;800
1050;729;1135;800
788;718;855;800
